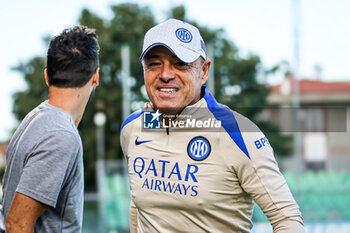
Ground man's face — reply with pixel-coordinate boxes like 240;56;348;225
142;46;210;115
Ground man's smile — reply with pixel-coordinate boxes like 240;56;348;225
158;87;178;93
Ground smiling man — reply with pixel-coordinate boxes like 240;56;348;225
120;19;304;233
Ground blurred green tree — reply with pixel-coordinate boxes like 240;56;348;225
11;3;291;191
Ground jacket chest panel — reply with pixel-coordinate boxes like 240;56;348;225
128;131;242;210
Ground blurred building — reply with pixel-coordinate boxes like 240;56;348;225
267;73;350;171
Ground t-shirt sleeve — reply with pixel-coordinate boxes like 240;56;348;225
238;131;304;229
120;117;137;164
120;126;130;161
231;113;304;231
16;130;80;208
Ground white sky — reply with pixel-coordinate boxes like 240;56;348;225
1;0;350;141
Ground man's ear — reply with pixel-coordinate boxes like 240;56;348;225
200;60;211;85
92;67;100;87
44;69;50;86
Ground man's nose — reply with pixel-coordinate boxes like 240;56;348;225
159;63;175;83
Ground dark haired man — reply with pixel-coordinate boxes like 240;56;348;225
1;26;99;233
121;19;304;232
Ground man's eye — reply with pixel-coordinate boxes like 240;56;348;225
148;62;160;67
175;62;189;68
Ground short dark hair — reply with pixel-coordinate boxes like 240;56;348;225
46;26;99;88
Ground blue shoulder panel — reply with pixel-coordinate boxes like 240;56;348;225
120;109;143;133
203;86;250;159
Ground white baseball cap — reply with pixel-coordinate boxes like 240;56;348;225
140;18;206;63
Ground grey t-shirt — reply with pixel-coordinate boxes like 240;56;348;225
1;101;84;233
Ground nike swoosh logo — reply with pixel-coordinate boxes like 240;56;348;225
135;137;152;145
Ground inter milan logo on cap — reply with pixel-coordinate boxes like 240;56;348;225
175;28;192;43
187;136;211;161
143;110;161;129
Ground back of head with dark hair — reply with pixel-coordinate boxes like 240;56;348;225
46;26;99;88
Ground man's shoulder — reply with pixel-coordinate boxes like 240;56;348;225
14;102;80;149
202;89;259;133
203;100;260;134
120;109;143;134
228;109;275;161
120;109;144;154
203;99;265;160
230;110;261;133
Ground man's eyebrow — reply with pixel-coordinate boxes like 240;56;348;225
145;55;160;60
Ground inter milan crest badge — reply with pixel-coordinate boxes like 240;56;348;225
187;136;211;161
175;28;193;43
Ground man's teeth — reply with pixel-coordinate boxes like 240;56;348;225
159;88;178;92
